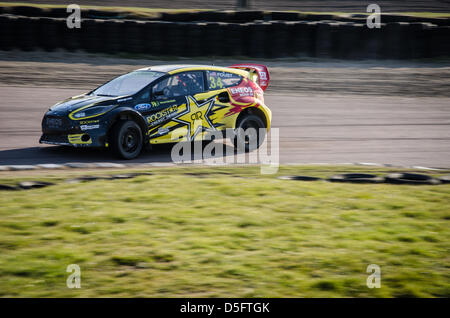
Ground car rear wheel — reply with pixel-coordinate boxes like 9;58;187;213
111;120;143;159
232;114;266;152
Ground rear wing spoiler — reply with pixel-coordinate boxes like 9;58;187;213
228;64;270;91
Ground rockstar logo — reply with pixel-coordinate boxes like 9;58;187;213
173;96;216;141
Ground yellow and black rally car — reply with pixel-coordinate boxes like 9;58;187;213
40;64;272;159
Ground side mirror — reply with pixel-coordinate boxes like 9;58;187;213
153;90;164;96
218;92;230;103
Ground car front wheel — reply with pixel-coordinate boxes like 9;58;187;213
111;120;143;159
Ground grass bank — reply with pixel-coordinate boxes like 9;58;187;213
0;165;449;297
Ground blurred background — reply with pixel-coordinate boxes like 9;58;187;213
0;0;449;58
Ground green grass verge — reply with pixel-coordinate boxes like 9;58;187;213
0;165;449;297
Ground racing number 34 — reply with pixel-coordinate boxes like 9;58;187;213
209;76;223;89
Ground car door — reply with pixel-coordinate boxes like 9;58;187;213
146;71;207;143
203;70;244;130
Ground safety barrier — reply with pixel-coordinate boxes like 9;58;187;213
2;6;450;26
1;166;447;191
0;14;448;59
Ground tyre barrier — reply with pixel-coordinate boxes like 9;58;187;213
79;19;101;53
66;175;110;183
3;5;46;17
164;22;183;57
183;22;203;57
101;19;122;53
0;184;18;191
46;7;68;19
1;171;446;191
278;176;322;181
144;21;164;56
277;173;445;185
38;17;64;52
233;11;265;23
328;173;384;184
290;21;315;57
18;181;54;190
66;173;151;183
13;16;38;51
384;173;441;185
268;21;289;58
84;9;127;20
438;175;450;184
315;22;337;58
203;22;222;56
0;15;13;50
0;14;449;59
226;22;244;56
2;6;450;26
334;22;363;59
122;20;145;54
0;173;153;191
247;22;266;58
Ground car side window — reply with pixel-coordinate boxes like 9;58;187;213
207;71;242;90
152;71;205;100
138;90;150;101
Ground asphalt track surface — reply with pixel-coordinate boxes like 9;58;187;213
1;87;449;168
0;51;449;167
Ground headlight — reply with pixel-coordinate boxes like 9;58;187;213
71;105;115;120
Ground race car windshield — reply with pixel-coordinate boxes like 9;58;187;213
92;71;165;97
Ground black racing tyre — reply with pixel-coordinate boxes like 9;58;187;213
438;175;450;184
328;173;383;183
18;181;53;190
278;176;322;181
0;184;18;191
384;173;441;185
232;114;266;152
111;120;143;160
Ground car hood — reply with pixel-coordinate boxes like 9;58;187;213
49;94;128;114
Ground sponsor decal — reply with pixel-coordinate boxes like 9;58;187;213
146;105;179;126
80;124;100;131
79;120;99;125
211;71;233;78
158;127;170;135
135;100;177;111
160;99;177;104
134;103;153;111
171;96;216;141
259;71;267;80
230;86;253;97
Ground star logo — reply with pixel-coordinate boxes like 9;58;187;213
172;96;216;141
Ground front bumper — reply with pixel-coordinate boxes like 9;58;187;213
40;114;107;147
39;133;105;147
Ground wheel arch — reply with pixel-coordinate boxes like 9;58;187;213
235;106;270;132
107;108;148;140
